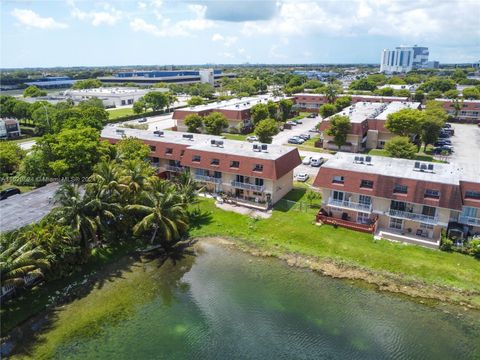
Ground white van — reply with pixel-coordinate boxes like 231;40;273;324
310;156;325;167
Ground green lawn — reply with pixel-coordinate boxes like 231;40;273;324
190;189;480;305
107;107;135;119
221;133;253;141
367;148;443;162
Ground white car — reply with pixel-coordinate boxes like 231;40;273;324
310;156;325;167
246;136;258;142
296;173;309;182
302;156;312;165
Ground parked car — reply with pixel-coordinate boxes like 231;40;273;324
309;128;319;133
438;132;451;139
310;156;325;167
434;140;451;146
138;118;147;123
433;146;453;154
246;135;258;142
302;156;312;165
443;123;452;128
286;121;297;126
0;187;21;200
288;137;304;144
296;173;309;182
307;113;316;118
298;133;310;140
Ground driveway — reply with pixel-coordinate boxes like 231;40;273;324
448;123;480;181
0;183;60;232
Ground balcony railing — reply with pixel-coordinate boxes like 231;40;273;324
194;174;222;184
166;165;185;172
388;209;439;225
327;197;372;212
458;215;480;227
230;181;265;192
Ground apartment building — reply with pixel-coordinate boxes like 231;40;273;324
435;98;480;123
101;126;301;210
317;101;421;152
380;45;429;73
314;153;480;248
0;118;21;139
173;95;290;133
293;93;409;113
63;87;149;108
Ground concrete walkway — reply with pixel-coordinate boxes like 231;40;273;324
215;201;272;218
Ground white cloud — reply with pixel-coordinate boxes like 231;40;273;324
138;2;147;10
211;33;237;47
11;8;68;29
70;2;123;26
241;0;480;44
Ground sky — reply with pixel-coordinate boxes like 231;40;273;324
1;0;479;68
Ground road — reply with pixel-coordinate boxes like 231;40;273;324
0;183;60;232
19;140;37;151
448;123;480;181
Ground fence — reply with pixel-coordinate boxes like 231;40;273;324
274;199;313;213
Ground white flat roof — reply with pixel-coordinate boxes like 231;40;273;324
333;102;386;123
101;126;293;160
375;101;421;120
66;87;149;97
181;95;290;113
322;152;467;185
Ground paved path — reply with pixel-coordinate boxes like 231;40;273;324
19;140;36;151
0;183;60;232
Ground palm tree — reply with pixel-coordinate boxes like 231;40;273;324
0;232;49;287
121;159;154;201
53;183;97;258
325;84;338;104
126;186;188;248
173;169;200;206
88;161;127;201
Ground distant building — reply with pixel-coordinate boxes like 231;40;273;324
62;87;151;108
435;98;480;123
380;45;429;73
0;118;21;139
24;76;76;89
98;69;235;86
292;70;338;81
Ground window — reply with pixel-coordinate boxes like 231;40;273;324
165;148;173;155
255;178;264;186
253;164;264;172
332;191;344;201
422;205;436;217
357;212;370;224
332;176;344;184
393;184;408;194
465;191;480;200
389;218;403;230
462;206;478;218
390;200;406;211
192;155;201;162
360;180;373;189
420;223;434;230
180;150;185;157
149;145;156;151
230;160;240;168
213;171;222;179
424;189;440;199
211;158;220;166
359;195;371;206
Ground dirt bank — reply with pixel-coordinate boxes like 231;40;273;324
197;237;480;311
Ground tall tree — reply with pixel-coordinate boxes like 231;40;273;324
278;99;293;121
319;103;337;118
203;112;228;135
384;136;417;159
385;108;424;137
250;103;269;125
184;114;203;133
326;115;351;148
144;91;168;111
254;118;279;144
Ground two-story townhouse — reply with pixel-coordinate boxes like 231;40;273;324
434;99;480;123
101;127;301;210
313;153;467;248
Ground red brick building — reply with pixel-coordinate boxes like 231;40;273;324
435;98;480;123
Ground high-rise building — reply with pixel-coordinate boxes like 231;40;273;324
380;45;429;73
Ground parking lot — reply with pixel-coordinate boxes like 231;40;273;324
0;183;60;232
271;115;320;145
448;123;480;181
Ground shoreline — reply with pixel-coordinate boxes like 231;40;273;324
197;236;480;311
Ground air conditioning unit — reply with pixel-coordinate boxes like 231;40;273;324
116;129;125;135
153;130;164;137
211;139;217;146
253;144;260;152
420;164;427;171
217;140;224;147
182;134;194;140
261;144;268;152
427;164;434;171
365;156;372;164
414;162;420;169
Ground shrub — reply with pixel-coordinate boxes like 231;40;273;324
440;238;453;252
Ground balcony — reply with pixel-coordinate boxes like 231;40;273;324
166;165;185;172
388;209;439;225
230;181;265;192
327;197;372;213
458;215;480;227
194;174;222;184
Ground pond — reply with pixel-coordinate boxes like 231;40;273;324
11;241;480;359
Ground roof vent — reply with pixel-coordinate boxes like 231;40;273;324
182;134;194;140
116;129;125;135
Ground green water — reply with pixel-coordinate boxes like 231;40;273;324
13;242;480;359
